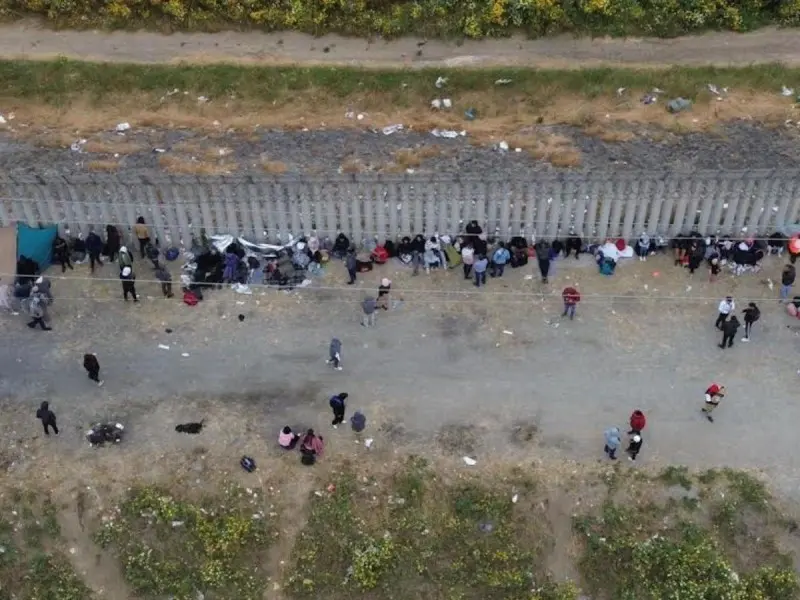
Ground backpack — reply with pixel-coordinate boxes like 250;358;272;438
183;291;199;306
240;456;256;472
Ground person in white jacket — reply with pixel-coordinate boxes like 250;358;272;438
461;243;475;279
715;296;735;330
424;236;443;273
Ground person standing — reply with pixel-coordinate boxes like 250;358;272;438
461;243;475;280
628;409;646;435
345;250;357;285
134;217;150;259
741;302;760;342
603;427;621;460
781;264;796;302
327;337;342;370
83;353;103;386
27;291;51;331
562;286;581;320
702;383;725;422
535;241;551;284
473;254;488;287
105;225;121;262
709;258;720;282
120;266;138;302
118;246;134;272
361;296;377;327
154;264;174;298
377;278;391;310
86;228;104;274
715;295;735;329
36;401;58;435
491;242;511;278
719;315;740;349
626;434;643;461
329;392;348;428
52;235;73;273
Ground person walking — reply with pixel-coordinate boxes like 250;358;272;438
154;264;174;298
36;401;58;435
626;434;643;461
562;286;581;320
781;264;796;302
329;392;348;428
327;337;343;370
120;266;138;302
345;250;357;285
719;315;740;349
491;242;511;278
461;243;475;280
473;254;488;287
83;353;103;386
377;278;391;310
27;291;51;331
702;383;725;422
52;235;73;273
628;409;646;435
134;216;151;259
741;302;760;342
715;295;735;329
361;296;377;327
86;227;104;274
603;427;621;460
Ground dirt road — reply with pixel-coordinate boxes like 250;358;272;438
2;21;800;67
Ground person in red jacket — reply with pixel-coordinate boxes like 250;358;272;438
562;287;581;320
702;384;725;422
628;409;646;435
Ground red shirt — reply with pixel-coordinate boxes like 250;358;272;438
706;384;724;398
562;287;581;305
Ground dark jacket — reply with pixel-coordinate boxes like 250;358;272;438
723;316;740;336
743;305;760;324
106;226;121;252
154;266;172;282
329;393;348;412
36;401;55;424
783;266;796;286
83;354;99;372
53;237;68;259
350;411;366;432
346;254;357;272
86;232;103;255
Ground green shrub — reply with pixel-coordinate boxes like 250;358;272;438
0;0;793;38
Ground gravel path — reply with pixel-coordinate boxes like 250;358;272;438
2;22;800;67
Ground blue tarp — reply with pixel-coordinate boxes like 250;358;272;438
17;223;57;271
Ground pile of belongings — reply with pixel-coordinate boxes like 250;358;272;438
86;422;125;447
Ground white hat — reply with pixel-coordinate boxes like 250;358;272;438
120;246;128;253
122;267;132;277
632;435;641;443
35;276;43;284
297;242;306;250
738;242;748;251
381;278;390;287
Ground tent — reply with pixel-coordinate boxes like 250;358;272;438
16;223;57;271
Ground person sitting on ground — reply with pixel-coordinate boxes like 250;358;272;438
300;428;324;465
424;236;443;273
350;411;366;433
278;426;300;450
332;233;350;259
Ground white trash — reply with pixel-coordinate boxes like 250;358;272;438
365;438;374;449
463;456;477;466
431;98;442;109
442;98;452;108
158;344;170;350
498;141;509;152
435;76;447;88
115;122;131;132
0;114;5;125
494;79;512;85
382;124;404;135
782;85;795;97
431;128;465;138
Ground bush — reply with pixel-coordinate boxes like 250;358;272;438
0;0;793;38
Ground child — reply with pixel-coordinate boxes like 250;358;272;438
626;434;643;461
709;258;720;282
702;384;725;422
278;426;300;450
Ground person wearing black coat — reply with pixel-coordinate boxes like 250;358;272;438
36;401;58;435
52;236;73;273
83;353;103;386
742;302;760;342
86;229;104;273
105;225;121;262
719;315;740;349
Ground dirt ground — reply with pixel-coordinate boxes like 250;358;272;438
2;250;800;597
2;22;800;67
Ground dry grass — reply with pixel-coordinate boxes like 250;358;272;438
392;145;442;169
85;159;121;172
82;138;145;154
504;133;582;167
340;156;367;173
582;124;637;142
261;159;288;174
157;153;237;175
